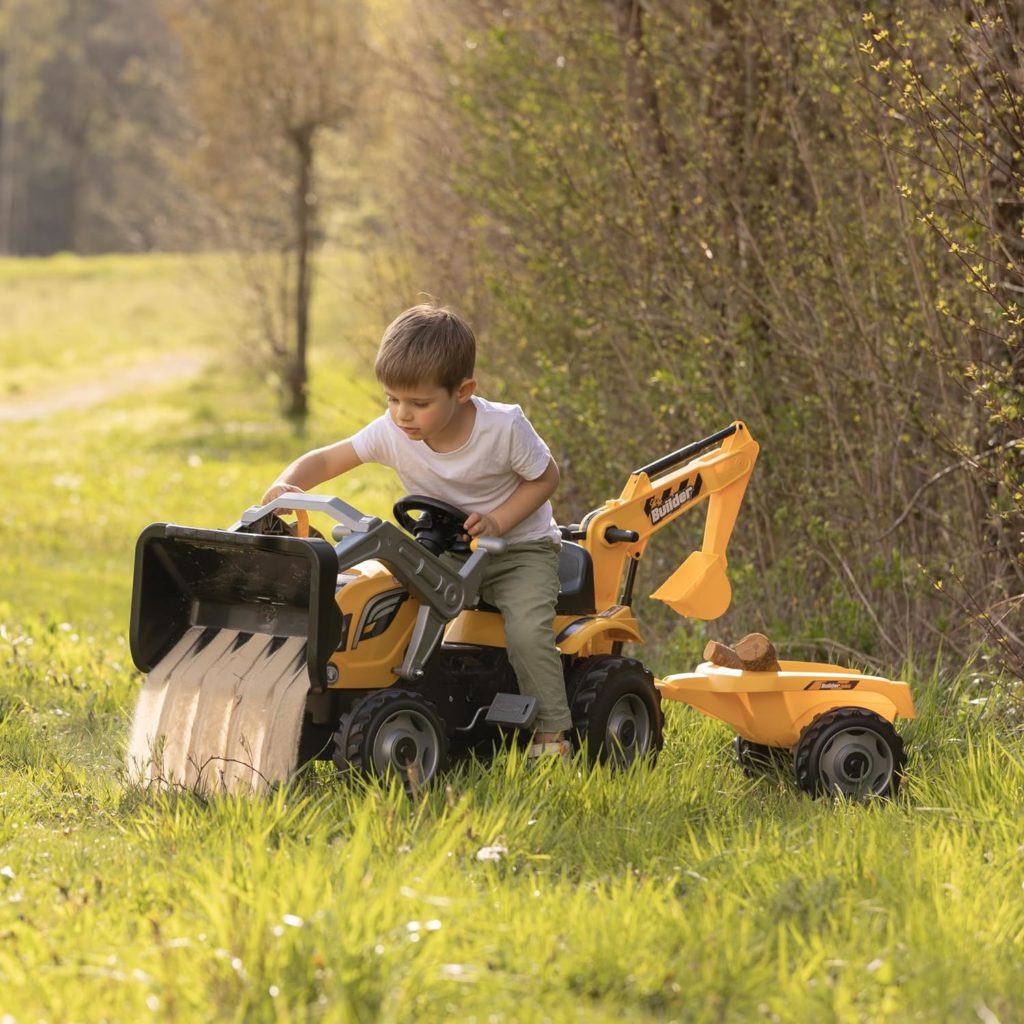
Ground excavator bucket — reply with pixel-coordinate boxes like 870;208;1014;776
127;523;342;792
651;551;732;620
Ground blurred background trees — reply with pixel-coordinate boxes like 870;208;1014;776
0;0;182;254
0;0;1019;677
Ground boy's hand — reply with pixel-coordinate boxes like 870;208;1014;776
464;511;502;538
261;482;306;507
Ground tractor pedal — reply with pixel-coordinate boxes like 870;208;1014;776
485;693;538;729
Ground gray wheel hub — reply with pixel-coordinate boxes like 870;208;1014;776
371;709;441;781
605;694;651;765
817;726;894;797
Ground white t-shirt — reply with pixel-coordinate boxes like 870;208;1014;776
350;396;561;545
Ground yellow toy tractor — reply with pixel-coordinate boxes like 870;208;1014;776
127;420;914;799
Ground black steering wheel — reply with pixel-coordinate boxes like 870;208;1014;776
393;495;473;556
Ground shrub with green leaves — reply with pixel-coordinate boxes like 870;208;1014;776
390;0;1022;679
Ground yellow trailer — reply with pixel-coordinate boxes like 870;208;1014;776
659;659;915;798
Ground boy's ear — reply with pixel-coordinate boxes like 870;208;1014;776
455;378;477;403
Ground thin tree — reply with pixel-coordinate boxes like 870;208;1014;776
164;0;369;420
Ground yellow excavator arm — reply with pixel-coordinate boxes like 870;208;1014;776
579;421;759;618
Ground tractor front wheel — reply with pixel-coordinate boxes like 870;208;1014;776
568;656;664;767
334;689;449;791
793;707;906;800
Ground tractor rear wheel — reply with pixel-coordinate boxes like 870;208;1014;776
793;707;906;800
568;656;664;767
334;689;448;792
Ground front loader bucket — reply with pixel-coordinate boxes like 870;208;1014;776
129;523;342;688
126;524;342;793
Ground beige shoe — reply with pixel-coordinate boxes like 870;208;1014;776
527;738;573;763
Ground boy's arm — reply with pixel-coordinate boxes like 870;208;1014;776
260;439;363;505
464;458;560;537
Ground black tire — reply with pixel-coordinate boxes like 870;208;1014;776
734;735;790;778
793;707;906;800
568;656;664;767
333;689;449;791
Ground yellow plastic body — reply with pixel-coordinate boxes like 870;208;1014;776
444;604;643;655
325;571;646;689
579;421;758;617
657;661;916;749
326;561;418;688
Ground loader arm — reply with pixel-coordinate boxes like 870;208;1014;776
580;421;758;617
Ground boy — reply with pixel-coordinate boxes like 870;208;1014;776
261;304;573;759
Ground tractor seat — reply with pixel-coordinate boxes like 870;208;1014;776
554;541;597;614
476;541;596;616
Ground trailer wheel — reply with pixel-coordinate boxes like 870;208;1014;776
734;736;789;777
335;689;448;791
793;707;906;800
568;656;664;767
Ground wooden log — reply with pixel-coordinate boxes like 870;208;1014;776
703;639;744;669
734;632;781;672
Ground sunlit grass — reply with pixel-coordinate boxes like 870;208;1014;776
1;618;1022;1023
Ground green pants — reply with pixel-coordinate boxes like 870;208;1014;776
447;538;572;733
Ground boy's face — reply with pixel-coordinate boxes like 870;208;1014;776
383;379;475;444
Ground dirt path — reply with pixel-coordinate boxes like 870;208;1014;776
0;352;207;423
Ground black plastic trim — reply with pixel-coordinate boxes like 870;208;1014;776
620;555;641;607
555;617;595;644
634;423;740;478
129;523;343;692
604;526;640;544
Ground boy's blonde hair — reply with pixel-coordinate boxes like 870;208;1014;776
375;304;476;393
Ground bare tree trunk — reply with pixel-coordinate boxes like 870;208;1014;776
0;21;17;254
975;0;1024;591
613;0;670;164
289;128;315;421
64;0;88;252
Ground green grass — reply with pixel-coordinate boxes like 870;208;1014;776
1;255;1023;1023
0;254;216;396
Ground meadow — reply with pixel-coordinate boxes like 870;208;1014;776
1;256;1022;1023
